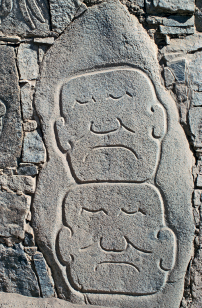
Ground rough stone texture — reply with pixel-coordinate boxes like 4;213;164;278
0;45;22;168
145;0;195;14
0;244;40;296
0;190;30;242
17;164;38;176
32;1;194;307
0;0;50;36
0;174;36;194
159;26;195;35
49;0;82;33
191;92;202;107
195;0;202;32
33;252;55;298
22;130;46;163
0;292;108;308
17;44;39;80
20;83;34;121
167;59;186;83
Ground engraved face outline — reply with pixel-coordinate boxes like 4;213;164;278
58;183;176;295
55;68;167;183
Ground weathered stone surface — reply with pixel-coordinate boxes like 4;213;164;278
0;244;40;296
187;52;202;91
0;190;30;242
162;15;194;27
22;130;45;163
0;45;22;168
17;44;39;80
189;107;202;148
159;25;194;35
17;164;38;176
0;0;50;36
195;0;202;32
32;1;194;307
0;174;36;194
190;251;202;308
20;83;33;121
163;67;175;87
145;0;195;14
167;59;186;83
23;120;38;132
34;37;55;45
49;0;82;33
192;92;202;107
161;34;202;55
33;252;55;298
0;292;108;308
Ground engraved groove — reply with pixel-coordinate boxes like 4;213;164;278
81;207;108;215
125;236;152;254
94;262;140;272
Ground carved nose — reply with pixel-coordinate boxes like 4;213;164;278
90;118;120;134
100;233;127;252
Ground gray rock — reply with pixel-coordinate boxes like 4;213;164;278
163;67;175;87
34;37;55;45
17;164;38;176
0;174;36;194
195;11;202;33
49;0;82;33
167;59;186;83
145;0;195;14
0;191;30;242
0;45;22;168
196;0;202;32
159;25;195;35
17;44;39;80
22;130;45;164
192;92;202;107
20;83;33;121
162;15;194;27
33;252;55;298
0;244;39;296
0;0;50;36
190;251;202;308
161;34;202;54
189;107;202;148
23;120;38;132
188;52;202;90
32;1;194;307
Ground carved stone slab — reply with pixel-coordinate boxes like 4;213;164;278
0;0;50;36
0;45;22;168
33;0;194;307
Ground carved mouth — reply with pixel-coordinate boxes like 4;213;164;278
82;145;139;163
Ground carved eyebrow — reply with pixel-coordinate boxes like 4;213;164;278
108;92;133;99
76;99;89;104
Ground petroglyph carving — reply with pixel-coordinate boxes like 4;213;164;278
58;183;175;294
56;69;166;182
32;2;194;306
0;0;45;29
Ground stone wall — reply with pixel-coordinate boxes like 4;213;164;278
0;0;201;307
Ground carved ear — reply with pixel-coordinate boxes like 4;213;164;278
151;104;166;138
55;117;71;151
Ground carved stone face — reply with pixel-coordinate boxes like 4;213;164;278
58;183;175;295
56;69;166;182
